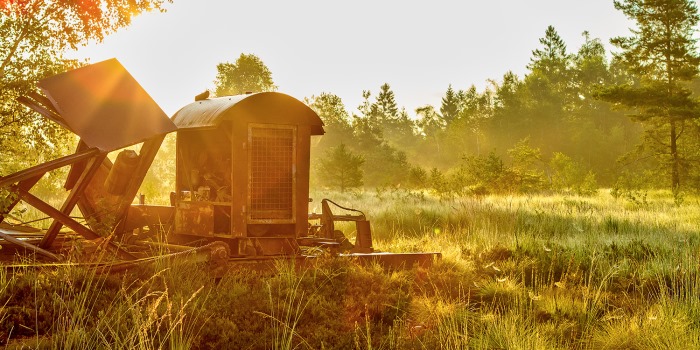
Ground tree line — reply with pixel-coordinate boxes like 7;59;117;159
304;0;700;196
2;0;700;198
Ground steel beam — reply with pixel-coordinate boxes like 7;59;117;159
40;153;107;248
17;189;136;260
0;148;100;188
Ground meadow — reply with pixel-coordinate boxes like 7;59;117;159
1;188;700;349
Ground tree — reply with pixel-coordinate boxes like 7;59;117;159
416;105;444;139
317;144;364;192
599;0;700;189
305;93;354;155
568;32;639;183
523;25;574;150
214;53;276;96
374;83;399;124
440;85;461;125
0;0;171;172
356;83;415;152
528;25;571;84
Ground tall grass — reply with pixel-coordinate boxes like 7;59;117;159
2;189;699;348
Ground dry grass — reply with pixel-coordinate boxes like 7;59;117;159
2;189;700;349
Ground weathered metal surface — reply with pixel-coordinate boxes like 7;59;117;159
16;188;136;260
175;202;214;237
354;220;373;253
17;92;71;132
38;58;176;152
171;92;325;135
0;147;100;187
0;228;61;261
124;205;174;234
173;93;320;250
245;237;298;256
77;134;166;237
40;153;107;248
104;150;139;195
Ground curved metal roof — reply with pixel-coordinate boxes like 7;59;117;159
171;92;324;135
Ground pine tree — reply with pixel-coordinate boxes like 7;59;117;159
523;25;574;153
599;0;700;189
374;83;399;123
528;25;571;82
317;144;364;192
440;85;460;125
569;32;635;183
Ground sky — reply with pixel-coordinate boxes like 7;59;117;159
72;0;635;117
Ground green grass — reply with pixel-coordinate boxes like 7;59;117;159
2;189;700;349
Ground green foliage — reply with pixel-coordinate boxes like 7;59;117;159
214;53;276;96
459;151;523;194
599;0;700;190
406;166;428;189
317;144;364;192
139;133;177;204
440;85;460;125
549;152;598;195
306;92;354;161
507;138;547;193
0;0;171;171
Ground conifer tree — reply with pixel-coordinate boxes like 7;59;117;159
317;144;364;192
440;85;461;125
599;0;700;189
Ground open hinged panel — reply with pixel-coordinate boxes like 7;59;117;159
0;59;176;260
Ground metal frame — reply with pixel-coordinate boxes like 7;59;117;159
0;148;135;260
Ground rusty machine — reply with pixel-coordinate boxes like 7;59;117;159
0;59;439;268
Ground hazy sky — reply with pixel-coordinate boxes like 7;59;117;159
72;0;635;117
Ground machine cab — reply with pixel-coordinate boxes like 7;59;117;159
170;92;324;256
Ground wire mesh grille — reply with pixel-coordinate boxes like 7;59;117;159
249;127;295;221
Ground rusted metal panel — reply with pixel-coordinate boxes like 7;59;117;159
354;220;373;253
232;123;247;237
124;205;174;233
38;58;176;152
295;126;311;237
171;94;250;129
172;92;325;135
175;202;214;237
173;128;233;237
